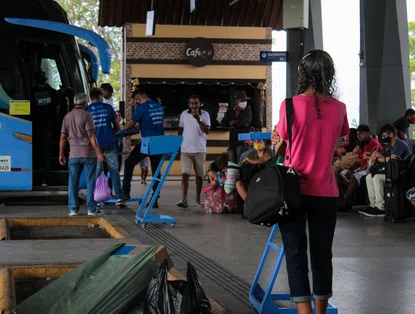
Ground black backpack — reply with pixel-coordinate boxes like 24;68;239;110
244;98;302;225
245;164;301;225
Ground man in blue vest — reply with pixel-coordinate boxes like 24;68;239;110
121;89;164;207
87;88;125;207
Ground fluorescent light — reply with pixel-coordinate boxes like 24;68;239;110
229;0;239;6
145;10;155;36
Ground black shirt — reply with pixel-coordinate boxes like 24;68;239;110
393;116;410;139
221;106;253;145
32;83;58;132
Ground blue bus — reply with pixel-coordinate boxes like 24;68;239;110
0;0;111;191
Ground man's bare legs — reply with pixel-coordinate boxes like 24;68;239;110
196;176;203;204
181;173;190;202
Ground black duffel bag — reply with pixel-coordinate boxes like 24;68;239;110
244;98;301;226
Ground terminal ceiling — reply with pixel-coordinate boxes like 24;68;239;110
99;0;283;30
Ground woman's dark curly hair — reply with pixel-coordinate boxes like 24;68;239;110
296;50;337;118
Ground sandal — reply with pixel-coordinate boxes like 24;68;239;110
196;201;204;207
177;200;188;208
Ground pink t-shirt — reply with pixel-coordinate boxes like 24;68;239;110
275;95;349;197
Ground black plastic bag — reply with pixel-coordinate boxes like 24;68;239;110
144;260;187;314
181;262;212;314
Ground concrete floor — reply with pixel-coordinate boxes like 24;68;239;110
1;179;415;313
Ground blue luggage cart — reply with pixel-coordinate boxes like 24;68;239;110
108;133;182;228
134;135;182;228
249;224;338;313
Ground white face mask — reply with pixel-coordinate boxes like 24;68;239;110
238;101;247;109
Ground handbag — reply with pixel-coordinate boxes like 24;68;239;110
244;98;302;225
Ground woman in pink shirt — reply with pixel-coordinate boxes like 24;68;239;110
272;50;349;314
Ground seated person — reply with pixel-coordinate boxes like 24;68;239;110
359;123;411;217
336;125;382;211
236;140;274;201
338;128;358;155
207;153;229;189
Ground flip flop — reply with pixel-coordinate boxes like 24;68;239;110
177;200;188;208
196;201;204;207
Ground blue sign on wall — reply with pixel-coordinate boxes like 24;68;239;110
260;51;288;62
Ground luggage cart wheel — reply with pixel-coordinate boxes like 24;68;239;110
170;223;175;228
139;222;147;229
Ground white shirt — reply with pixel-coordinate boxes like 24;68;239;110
179;109;211;153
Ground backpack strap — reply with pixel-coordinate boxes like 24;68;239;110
285;98;294;167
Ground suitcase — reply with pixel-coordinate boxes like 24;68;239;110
384;154;415;222
384;180;413;222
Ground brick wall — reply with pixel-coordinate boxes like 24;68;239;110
126;42;271;61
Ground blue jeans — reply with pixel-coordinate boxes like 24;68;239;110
68;158;97;213
96;149;121;200
278;195;338;303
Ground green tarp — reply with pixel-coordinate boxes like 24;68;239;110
13;244;160;314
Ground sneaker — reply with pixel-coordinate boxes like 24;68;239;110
195;201;204;207
147;195;159;208
116;199;126;208
177;200;189;208
69;211;78;217
358;206;373;215
88;210;102;216
364;207;385;217
141;180;144;184
144;180;147;185
121;191;131;201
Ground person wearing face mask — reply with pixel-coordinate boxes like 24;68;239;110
235;139;274;201
360;123;411;217
221;91;253;163
177;95;211;208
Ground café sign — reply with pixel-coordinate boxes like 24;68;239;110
186;38;214;67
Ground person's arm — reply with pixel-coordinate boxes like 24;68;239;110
194;113;210;134
110;107;121;131
247;151;272;165
59;117;68;165
87;131;105;163
178;111;184;135
341;112;350;137
123;106;142;130
208;171;219;188
112;118;121;131
221;110;231;127
84;112;105;162
59;134;67;166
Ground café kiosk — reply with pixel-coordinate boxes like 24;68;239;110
239;132;339;314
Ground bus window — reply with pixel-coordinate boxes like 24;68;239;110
41;58;62;91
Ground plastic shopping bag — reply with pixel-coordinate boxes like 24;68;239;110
144;260;187;314
181;262;212;314
94;171;111;202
